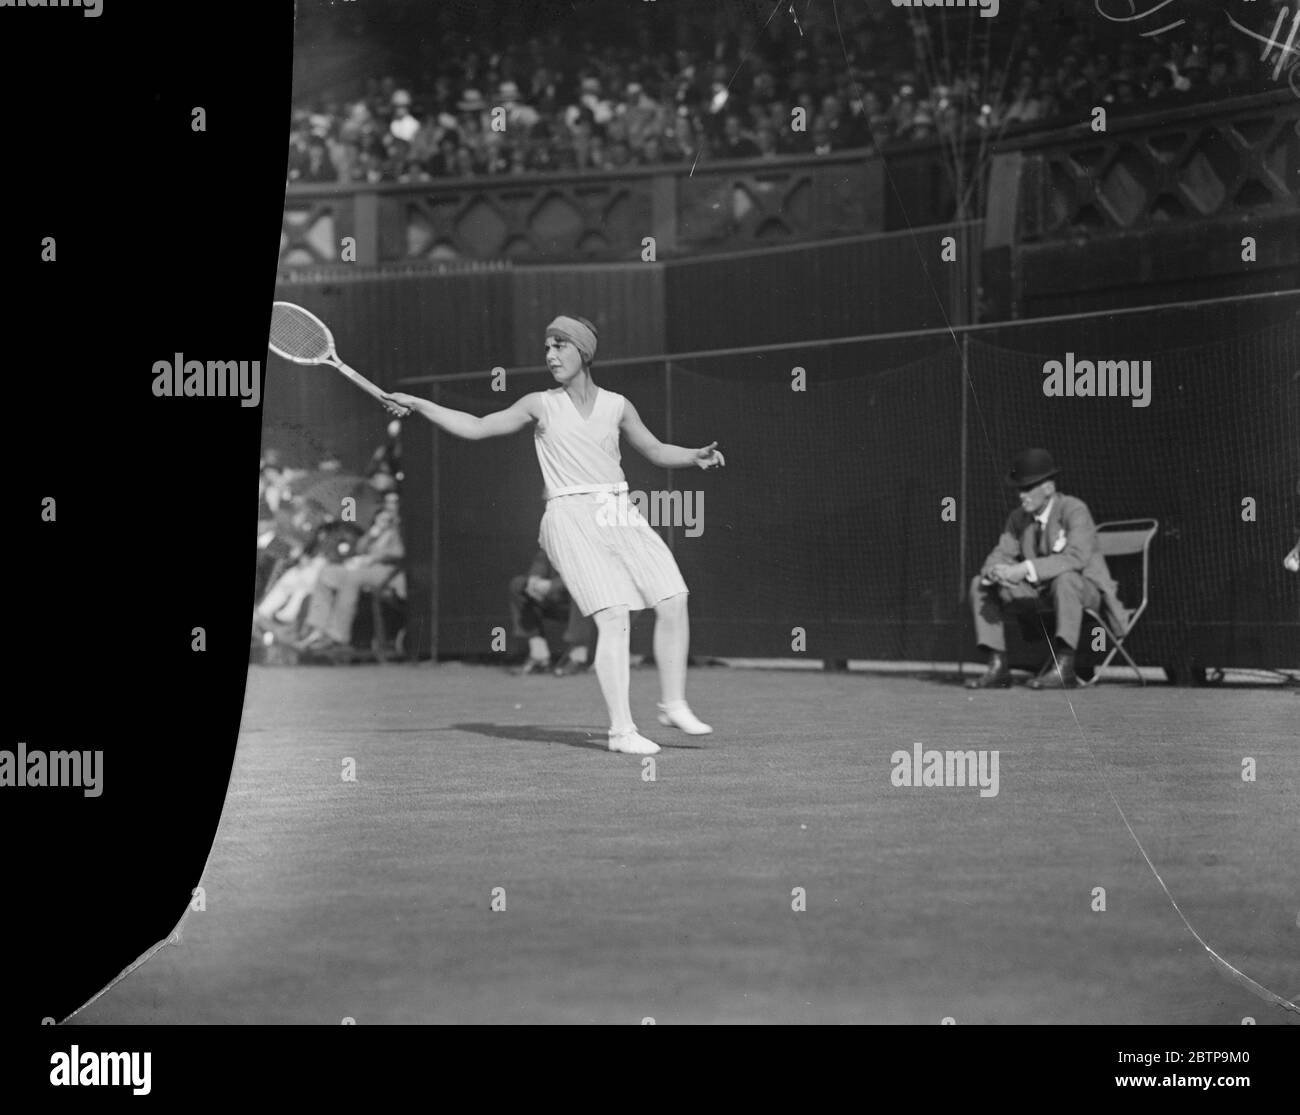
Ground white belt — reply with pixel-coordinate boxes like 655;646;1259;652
546;481;628;500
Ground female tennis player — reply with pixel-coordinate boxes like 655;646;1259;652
381;315;724;756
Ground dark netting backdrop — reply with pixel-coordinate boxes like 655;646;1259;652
420;314;1298;668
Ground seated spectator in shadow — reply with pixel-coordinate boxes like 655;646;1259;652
1003;78;1042;127
607;137;633;169
453;145;479;178
719;114;760;159
1106;70;1139;109
637;134;667;167
1147;64;1174;101
1179;51;1208;97
255;521;332;637
426;133;462;178
294;137;337;183
1206;46;1233;93
511;549;597;676
624;81;667;149
820;94;866;150
300;495;406;652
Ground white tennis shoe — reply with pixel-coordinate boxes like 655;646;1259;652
608;729;661;755
656;702;713;735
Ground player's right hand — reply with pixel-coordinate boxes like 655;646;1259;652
381;392;415;417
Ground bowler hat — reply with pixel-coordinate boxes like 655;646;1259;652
1005;448;1059;488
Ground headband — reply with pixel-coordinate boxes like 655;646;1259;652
546;315;598;363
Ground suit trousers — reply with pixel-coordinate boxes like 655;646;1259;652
307;562;398;645
509;575;596;649
970;571;1101;652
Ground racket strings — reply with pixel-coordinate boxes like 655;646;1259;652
270;305;331;362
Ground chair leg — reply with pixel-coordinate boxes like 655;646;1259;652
371;593;387;664
1082;605;1148;686
1080;611;1112;686
1112;639;1144;685
1082;646;1114;686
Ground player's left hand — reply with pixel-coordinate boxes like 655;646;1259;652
694;442;725;470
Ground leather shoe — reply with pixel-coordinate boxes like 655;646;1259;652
1028;650;1079;689
965;652;1012;689
553;655;590;677
515;657;551;676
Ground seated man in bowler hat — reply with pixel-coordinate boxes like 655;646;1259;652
967;449;1128;690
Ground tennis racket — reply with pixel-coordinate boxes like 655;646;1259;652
268;302;407;413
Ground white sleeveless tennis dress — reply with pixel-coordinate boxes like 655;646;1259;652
535;386;688;616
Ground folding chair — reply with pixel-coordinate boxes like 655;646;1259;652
1080;518;1158;686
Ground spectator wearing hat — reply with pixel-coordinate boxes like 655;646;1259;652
623;81;668;150
389;90;421;143
572;75;615;128
457;88;489;134
966;449;1128;691
498;80;541;132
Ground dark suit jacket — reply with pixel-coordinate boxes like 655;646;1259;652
981;494;1130;633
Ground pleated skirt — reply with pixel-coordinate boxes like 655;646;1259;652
539;492;688;616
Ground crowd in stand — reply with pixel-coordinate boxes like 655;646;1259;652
253;430;597;670
254;429;407;658
287;0;1290;185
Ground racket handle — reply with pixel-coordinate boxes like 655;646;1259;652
335;360;390;404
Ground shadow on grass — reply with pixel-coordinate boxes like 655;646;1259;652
453;722;606;751
451;722;707;751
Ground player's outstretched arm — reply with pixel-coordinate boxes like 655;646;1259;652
620;399;726;470
382;391;540;440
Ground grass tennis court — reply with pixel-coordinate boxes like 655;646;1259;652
72;664;1298;1025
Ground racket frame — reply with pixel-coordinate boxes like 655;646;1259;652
268;301;392;404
